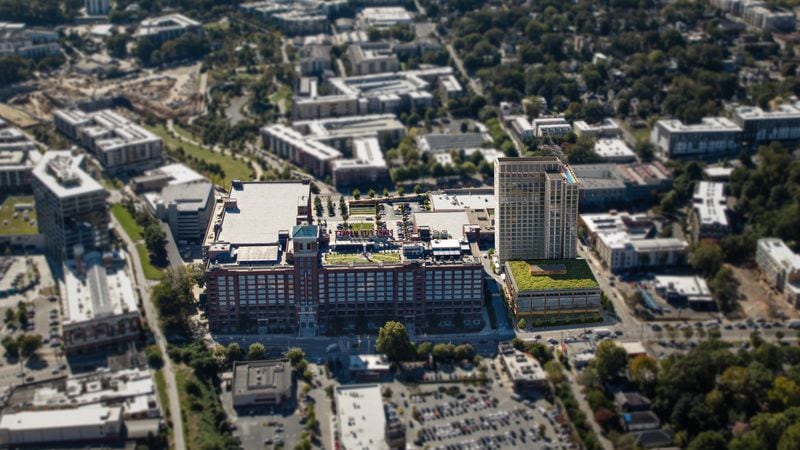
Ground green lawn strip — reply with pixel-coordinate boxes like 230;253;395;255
154;369;174;450
0;196;37;235
111;204;142;240
175;365;235;450
507;259;599;291
147;124;252;188
136;243;164;280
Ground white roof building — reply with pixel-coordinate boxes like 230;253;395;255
335;384;389;450
691;181;730;238
594;138;636;163
356;7;414;29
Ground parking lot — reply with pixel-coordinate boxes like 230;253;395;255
0;256;67;388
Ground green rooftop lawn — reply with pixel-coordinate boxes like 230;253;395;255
325;252;401;265
0;196;37;236
507;259;599;291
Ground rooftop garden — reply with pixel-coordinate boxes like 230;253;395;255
0;196;37;236
507;259;598;292
325;252;401;265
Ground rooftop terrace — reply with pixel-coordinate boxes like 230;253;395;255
507;259;599;292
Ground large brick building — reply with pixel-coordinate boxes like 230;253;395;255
203;181;484;335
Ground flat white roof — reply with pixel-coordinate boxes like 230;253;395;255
654;275;710;297
336;384;388;450
33;151;106;199
594;138;635;159
758;238;800;270
0;405;122;430
620;341;647;356
146;162;205;186
734;102;800;120
216;181;310;246
63;252;138;325
413;211;470;240
430;192;495;211
657;117;741;133
692;181;728;227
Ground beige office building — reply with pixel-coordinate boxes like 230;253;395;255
494;157;579;263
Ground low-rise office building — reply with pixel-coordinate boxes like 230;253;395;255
130;162;206;193
573;119;622;138
231;359;293;408
335;384;406;450
0;406;123;447
135;13;201;44
594;138;636;163
581;212;688;272
53;109;164;174
690;181;730;240
240;0;340;35
348;354;391;380
742;5;795;32
732;102;800;144
651;117;742;158
356;7;414;29
509;116;535;141
438;74;464;101
653;275;714;309
497;342;547;392
62;250;140;354
756;238;800;306
503;259;601;320
143;181;214;243
571;162;673;211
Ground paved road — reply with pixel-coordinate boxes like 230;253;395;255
111;214;186;450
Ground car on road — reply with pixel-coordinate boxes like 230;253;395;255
326;343;339;353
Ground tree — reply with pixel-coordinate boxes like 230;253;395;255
352;189;361;200
432;343;454;362
248;343;266;360
1;336;19;358
226;343;244;363
687;431;727;450
143;224;167;264
454;344;475;361
376;321;412;361
629;355;658;388
778;423;800;450
4;309;14;324
517;318;527;330
709;266;738;313
151;266;195;335
690;240;724;275
146;345;164;369
416;341;433;360
286;347;306;367
339;195;347;217
367;188;376;198
592;340;628;382
768;376;800;411
106;33;128;58
17;334;41;359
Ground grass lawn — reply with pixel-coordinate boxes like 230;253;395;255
507;259;598;291
370;252;402;263
0;196;37;236
270;84;292;104
350;222;374;231
154;369;174;449
136;243;164;280
621;121;651;144
111;204;142;240
147;124;252;188
349;206;375;216
175;365;236;450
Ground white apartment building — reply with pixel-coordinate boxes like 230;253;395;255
0;120;39;192
438;74;464;101
85;0;110;16
494;157;579;262
756;238;800;306
691;181;730;240
240;0;339;35
532;117;572;137
651;117;742;158
53;109;164;173
732;102;800;143
743;5;795;32
573;118;622;138
261;124;342;176
135;14;201;44
510;116;535;141
143;181;214;243
347;43;400;75
0;22;60;59
331;137;389;187
299;44;332;76
356;7;414;29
